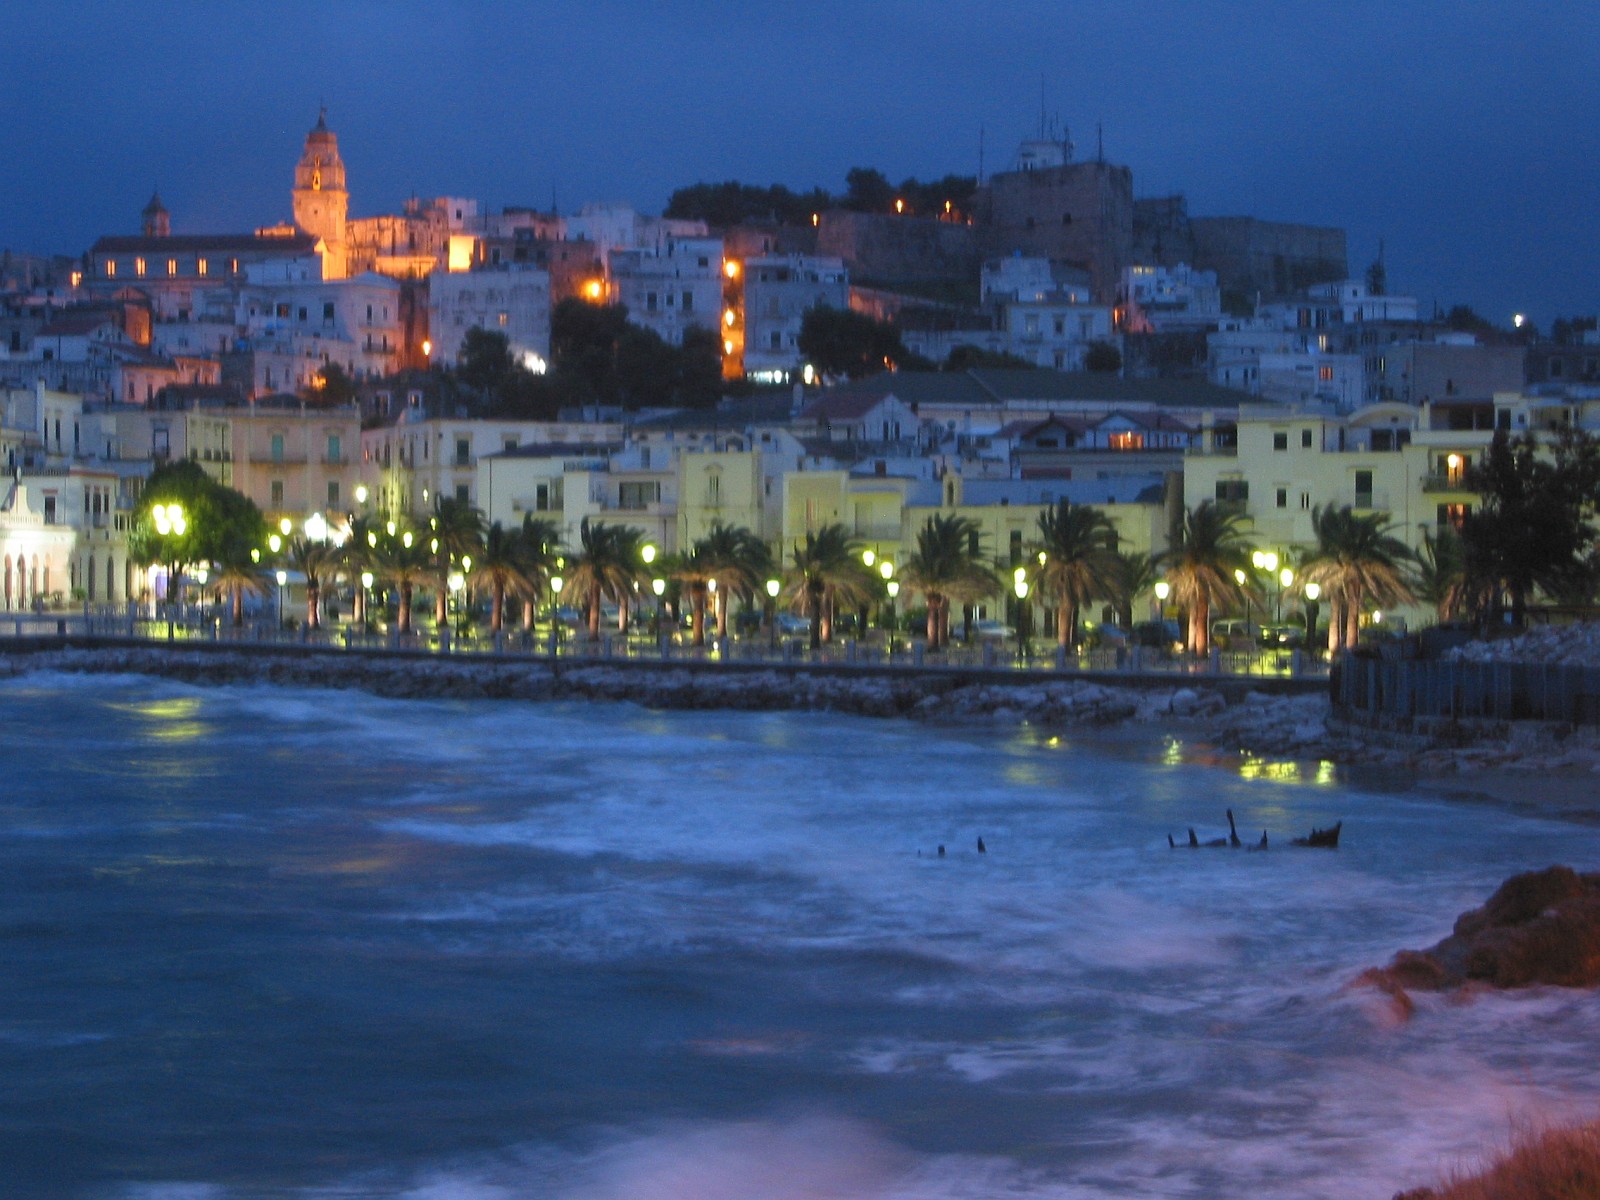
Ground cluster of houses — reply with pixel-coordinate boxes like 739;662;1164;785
0;110;1593;632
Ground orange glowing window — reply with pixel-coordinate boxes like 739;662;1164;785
134;257;146;277
197;258;208;276
104;260;116;278
1108;432;1145;451
166;258;177;277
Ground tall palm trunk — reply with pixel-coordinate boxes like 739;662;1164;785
231;584;244;627
1191;599;1209;656
691;587;707;646
587;592;602;641
491;581;505;632
306;583;320;630
715;590;729;639
820;592;833;643
436;585;448;628
398;582;413;633
1344;585;1362;652
1057;600;1076;648
926;590;943;648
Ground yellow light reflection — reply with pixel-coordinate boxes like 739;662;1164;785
1237;756;1303;783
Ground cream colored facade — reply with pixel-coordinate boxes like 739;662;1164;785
1183;401;1492;627
201;403;364;525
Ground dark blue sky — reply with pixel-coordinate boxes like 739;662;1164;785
3;1;1595;326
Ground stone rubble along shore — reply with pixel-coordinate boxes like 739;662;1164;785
5;642;1597;774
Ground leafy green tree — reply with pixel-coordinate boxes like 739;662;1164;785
1412;526;1471;623
669;547;716;647
615;325;678;408
311;361;357;406
900;514;999;649
843;167;895;213
1298;506;1415;653
1030;501;1121;648
1084;341;1122;374
129;460;267;601
665;180;832;227
942;345;1038;372
1460;428;1600;627
1109;551;1161;632
1159;502;1256;655
550;298;631;403
211;549;268;628
458;328;515;392
798;307;913;379
677;326;725;408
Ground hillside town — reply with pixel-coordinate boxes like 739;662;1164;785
0;109;1593;648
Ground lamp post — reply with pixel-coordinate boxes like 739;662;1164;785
878;558;894;637
1014;576;1030;658
652;577;666;643
1153;579;1170;619
1303;582;1322;656
1278;566;1294;625
886;579;900;647
274;568;288;629
765;577;780;649
1234;567;1250;635
360;570;374;629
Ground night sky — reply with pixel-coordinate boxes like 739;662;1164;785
2;1;1595;325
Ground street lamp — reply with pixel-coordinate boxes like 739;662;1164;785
765;576;780;648
354;484;368;506
1278;566;1294;623
1303;582;1322;654
1234;568;1251;634
274;568;288;628
642;543;657;566
360;570;374;626
1153;579;1170;614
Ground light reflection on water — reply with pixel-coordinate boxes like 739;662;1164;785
0;672;1596;1200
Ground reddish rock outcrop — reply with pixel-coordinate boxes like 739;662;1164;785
1360;867;1600;1004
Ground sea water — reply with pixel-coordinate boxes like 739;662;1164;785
1;672;1598;1199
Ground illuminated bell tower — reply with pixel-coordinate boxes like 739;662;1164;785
291;107;349;279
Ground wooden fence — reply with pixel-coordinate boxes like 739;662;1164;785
1333;656;1600;725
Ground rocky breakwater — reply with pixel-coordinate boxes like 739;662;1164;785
0;645;1252;729
1357;866;1600;1018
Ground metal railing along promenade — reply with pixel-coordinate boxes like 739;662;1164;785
1;603;1332;683
1334;654;1600;725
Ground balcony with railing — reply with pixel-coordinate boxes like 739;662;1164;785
1420;472;1472;493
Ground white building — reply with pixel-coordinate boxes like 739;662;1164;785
607;236;722;347
428;264;552;371
741;255;848;380
1121;263;1221;332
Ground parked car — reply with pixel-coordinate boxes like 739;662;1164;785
1133;619;1184;651
1210;619;1264;650
970;619;1013;641
1259;624;1306;649
774;612;811;636
1084;621;1129;649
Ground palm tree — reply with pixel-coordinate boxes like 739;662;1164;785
784;524;877;650
474;521;534;633
1298;505;1415;654
698;522;772;640
565;519;644;641
1159;501;1257;656
515;516;563;630
341;514;380;625
899;514;999;649
211;550;268;628
428;496;486;627
285;536;337;630
669;547;716;647
1413;526;1470;623
1031;500;1121;649
1109;550;1160;632
371;524;432;634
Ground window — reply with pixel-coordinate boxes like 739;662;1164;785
456;484;470;504
502;436;519;452
135;257;146;277
1318;365;1334;382
1301;492;1312;510
271;480;284;506
104;259;116;277
1276;488;1288;508
455;438;470;466
271;434;285;462
535;483;550;511
619;481;657;510
682;291;693;312
323;302;335;321
197;258;208;276
1009;529;1023;566
1024;314;1039;334
646;292;658;312
327;434;341;463
1214;479;1249;504
1273;432;1288;451
497;311;508;326
1301;428;1313;448
297;307;308;322
166;259;177;277
1437;502;1469;529
1053;316;1065;335
328;481;340;507
1354;470;1373;502
1108;432;1144;451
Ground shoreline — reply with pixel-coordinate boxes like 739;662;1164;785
5;641;1594;818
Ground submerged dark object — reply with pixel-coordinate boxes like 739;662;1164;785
976;837;986;854
1169;810;1245;849
1291;821;1342;849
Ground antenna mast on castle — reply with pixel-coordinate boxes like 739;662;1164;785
978;125;985;185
